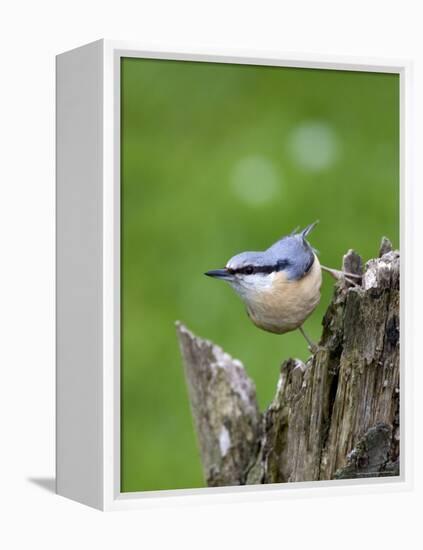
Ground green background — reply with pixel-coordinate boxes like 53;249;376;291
121;58;399;492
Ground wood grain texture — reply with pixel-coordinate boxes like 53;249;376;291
176;322;261;486
177;240;400;486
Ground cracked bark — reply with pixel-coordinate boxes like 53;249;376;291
176;238;400;486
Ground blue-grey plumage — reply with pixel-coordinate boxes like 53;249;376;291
205;222;322;344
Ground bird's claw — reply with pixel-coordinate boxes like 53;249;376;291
343;276;360;287
308;343;319;354
321;265;362;287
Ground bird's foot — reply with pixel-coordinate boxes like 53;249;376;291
298;326;319;354
321;265;362;287
308;342;319;354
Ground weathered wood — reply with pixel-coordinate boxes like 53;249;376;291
176;322;261;486
176;239;400;486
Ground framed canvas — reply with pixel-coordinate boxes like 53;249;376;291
56;40;412;510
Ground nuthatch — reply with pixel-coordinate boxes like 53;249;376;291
205;222;358;351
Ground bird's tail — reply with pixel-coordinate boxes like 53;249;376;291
301;220;319;239
300;221;319;255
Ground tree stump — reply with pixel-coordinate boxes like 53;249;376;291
176;239;400;486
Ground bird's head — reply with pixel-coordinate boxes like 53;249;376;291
205;222;318;300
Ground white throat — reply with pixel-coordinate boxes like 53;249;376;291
229;272;276;301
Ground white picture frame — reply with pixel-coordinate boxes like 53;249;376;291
56;39;413;511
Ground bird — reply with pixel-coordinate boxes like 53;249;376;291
205;221;359;352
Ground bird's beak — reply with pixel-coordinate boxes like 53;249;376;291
204;268;233;280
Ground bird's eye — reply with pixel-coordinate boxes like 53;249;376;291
244;266;254;275
277;259;290;271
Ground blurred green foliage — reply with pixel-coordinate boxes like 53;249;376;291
121;58;399;492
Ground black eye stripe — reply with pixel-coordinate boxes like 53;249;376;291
230;259;292;275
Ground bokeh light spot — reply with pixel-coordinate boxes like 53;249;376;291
231;156;280;206
288;121;339;172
